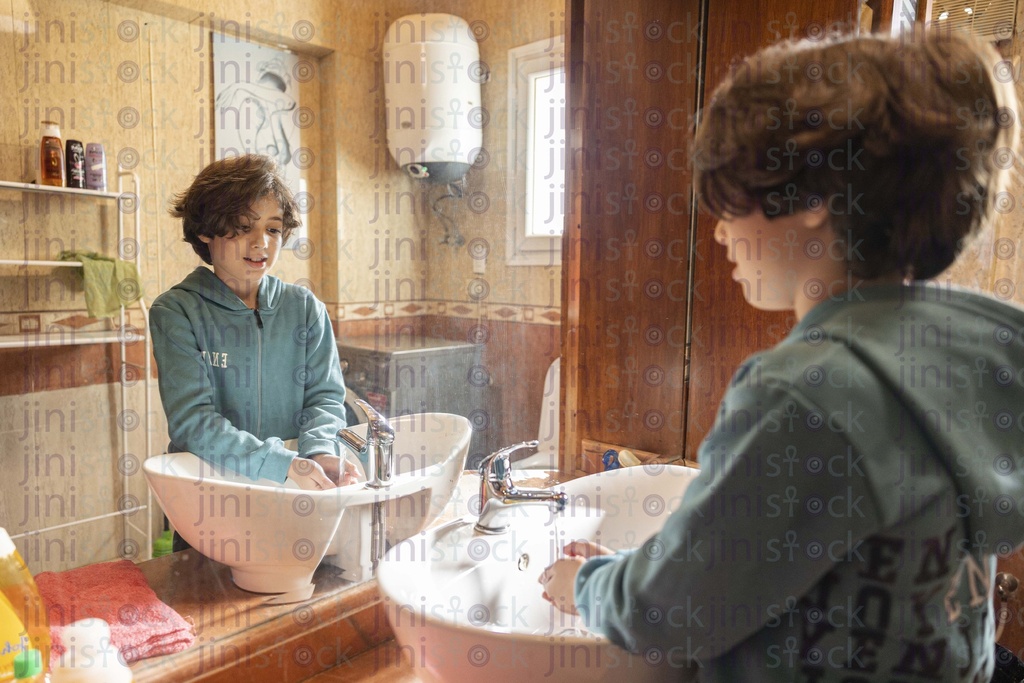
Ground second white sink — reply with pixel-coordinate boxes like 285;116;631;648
377;463;702;682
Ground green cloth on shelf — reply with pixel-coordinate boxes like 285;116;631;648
59;250;144;318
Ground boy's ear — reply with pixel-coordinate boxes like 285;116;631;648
799;209;829;230
198;234;212;244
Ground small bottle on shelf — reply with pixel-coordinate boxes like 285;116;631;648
39;121;65;187
84;143;106;192
65;140;85;189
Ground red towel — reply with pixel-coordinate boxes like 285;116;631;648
34;559;195;665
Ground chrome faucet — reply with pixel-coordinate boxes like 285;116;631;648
338;398;395;489
475;440;567;534
337;399;396;575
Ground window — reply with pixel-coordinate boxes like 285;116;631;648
507;36;565;266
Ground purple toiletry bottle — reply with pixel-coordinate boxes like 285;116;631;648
85;143;106;191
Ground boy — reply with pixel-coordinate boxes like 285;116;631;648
151;154;361;499
540;31;1024;681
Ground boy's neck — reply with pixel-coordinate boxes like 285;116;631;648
214;271;262;309
240;284;259;309
795;272;905;321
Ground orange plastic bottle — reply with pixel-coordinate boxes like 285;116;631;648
38;121;64;187
0;529;49;681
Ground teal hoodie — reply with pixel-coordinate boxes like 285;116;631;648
150;267;355;483
576;283;1024;682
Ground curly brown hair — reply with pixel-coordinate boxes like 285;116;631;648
694;31;1019;280
170;154;302;265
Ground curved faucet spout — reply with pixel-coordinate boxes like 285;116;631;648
475;441;567;534
338;428;366;454
338;398;395;489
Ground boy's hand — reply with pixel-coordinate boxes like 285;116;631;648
309;453;361;486
288;457;336;490
539;557;586;615
538;541;614;615
564;540;614;559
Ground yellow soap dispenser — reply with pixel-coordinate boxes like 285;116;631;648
1;591;29;680
0;528;49;682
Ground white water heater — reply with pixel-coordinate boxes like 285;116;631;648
383;13;484;183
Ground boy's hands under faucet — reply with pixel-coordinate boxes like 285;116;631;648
563;541;615;559
288;455;359;489
288;456;335;489
539;541;615;615
309;454;361;486
539;557;584;614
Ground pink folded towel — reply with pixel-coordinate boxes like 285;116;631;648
34;559;195;665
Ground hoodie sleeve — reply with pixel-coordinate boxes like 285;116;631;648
294;297;360;466
150;297;296;482
573;372;884;663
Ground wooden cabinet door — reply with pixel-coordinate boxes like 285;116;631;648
562;0;860;472
562;0;702;473
687;0;860;459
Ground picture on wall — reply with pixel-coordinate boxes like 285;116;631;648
212;33;306;245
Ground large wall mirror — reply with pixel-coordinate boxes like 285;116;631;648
0;0;565;585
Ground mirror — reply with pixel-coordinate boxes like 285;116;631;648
0;0;565;601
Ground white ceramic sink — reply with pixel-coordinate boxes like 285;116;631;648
377;464;702;682
144;413;470;593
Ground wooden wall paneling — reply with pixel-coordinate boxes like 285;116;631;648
563;0;703;473
684;0;861;461
422;315;560;461
560;0;586;476
564;0;864;471
864;0;895;32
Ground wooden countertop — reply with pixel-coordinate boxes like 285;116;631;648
126;470;560;682
129;551;391;683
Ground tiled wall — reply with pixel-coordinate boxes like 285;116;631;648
0;380;164;571
0;0;563;572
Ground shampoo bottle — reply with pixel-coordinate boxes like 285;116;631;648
65;140;85;189
39;122;64;187
84;144;106;192
0;529;49;682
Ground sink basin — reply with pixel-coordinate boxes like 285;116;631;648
143;451;372;593
143;412;470;592
377;464;702;682
325;412;472;581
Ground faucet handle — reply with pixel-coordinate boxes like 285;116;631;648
475;440;562;535
354;398;394;444
479;440;539;482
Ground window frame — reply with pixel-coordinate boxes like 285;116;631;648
506;35;566;267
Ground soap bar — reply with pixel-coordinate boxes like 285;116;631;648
617;449;642;467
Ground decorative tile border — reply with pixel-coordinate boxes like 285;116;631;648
333;300;561;325
0;309;142;335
